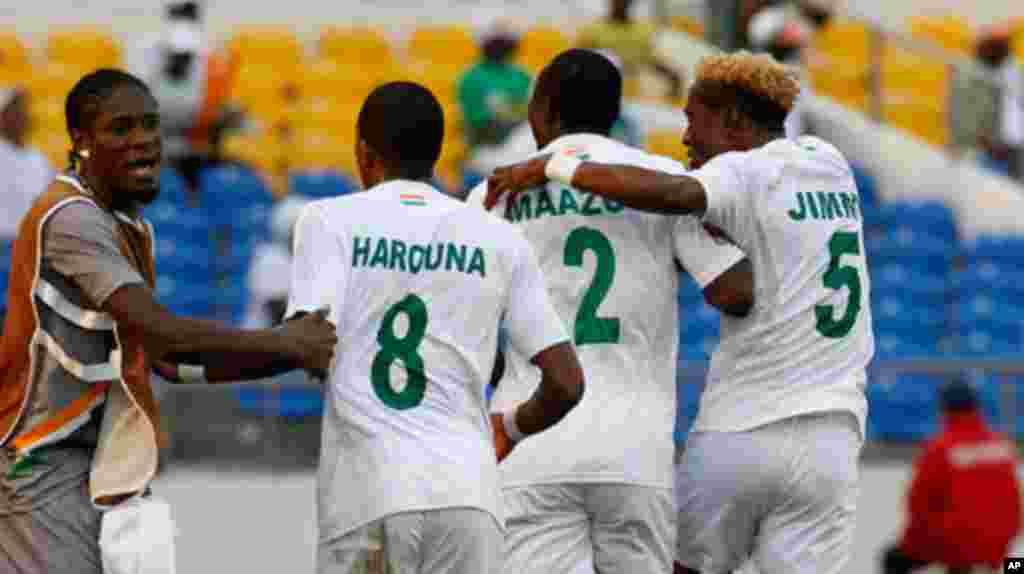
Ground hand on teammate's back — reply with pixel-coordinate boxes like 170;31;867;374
277;308;338;378
491;413;515;462
485;154;552;209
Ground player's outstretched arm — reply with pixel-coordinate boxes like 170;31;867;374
104;285;337;384
492;341;585;461
485;153;708;215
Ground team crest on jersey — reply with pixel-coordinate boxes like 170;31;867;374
400;193;427;206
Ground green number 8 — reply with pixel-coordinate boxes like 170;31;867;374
372;294;429;410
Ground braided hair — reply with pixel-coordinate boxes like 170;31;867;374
64;69;151;171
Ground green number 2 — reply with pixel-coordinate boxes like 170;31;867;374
564;227;621;345
814;230;863;339
371;294;428;410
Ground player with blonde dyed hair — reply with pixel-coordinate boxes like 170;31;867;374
486;51;875;574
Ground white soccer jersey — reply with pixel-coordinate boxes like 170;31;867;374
468;133;745;489
689;135;875;437
287;180;569;544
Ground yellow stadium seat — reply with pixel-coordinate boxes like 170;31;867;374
0;32;30;83
222;132;285;175
286;132;358;175
25;62;82;103
807;21;871;112
407;25;478;67
403;60;464;107
30;130;72;170
907;15;973;55
319;26;394;67
293;97;361;135
227;26;304;68
29;97;65;133
298;58;393;107
46;28;121;70
644;129;688;165
1013;24;1024;62
880;45;949;146
516;26;572;75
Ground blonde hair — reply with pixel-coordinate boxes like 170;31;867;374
691;51;801;126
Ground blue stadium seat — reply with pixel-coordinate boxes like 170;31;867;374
154;239;215;284
289;171;356;199
866;375;941;441
872;295;946;330
955;263;1024;301
158;166;190;206
953;328;1020;357
675;377;706;445
199;165;275;233
966;236;1024;266
870;262;949;301
865;201;957;243
851;164;878;207
954;295;1024;330
147;203;211;243
236;386;324;418
156;275;214;317
875;334;942;360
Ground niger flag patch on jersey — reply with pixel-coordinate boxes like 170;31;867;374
400;193;427;206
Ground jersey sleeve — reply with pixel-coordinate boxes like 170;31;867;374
286;204;346;326
43;201;147;308
689;152;757;250
672;216;746;289
503;232;570;360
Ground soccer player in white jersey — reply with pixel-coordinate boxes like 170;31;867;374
486;51;875;574
286;82;585;574
467;49;755;574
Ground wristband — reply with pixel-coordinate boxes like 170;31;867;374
178;364;207;384
545;153;583;186
502;408;527;443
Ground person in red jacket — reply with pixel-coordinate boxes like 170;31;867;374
882;379;1022;574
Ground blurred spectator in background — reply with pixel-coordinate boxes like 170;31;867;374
134;2;235;193
576;0;683;100
976;25;1023;180
746;0;832;138
880;380;1021;574
0;87;53;239
458;24;532;150
243;196;310;328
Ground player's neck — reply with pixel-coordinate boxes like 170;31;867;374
75;168;118;211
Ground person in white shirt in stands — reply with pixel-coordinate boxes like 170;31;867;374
486;51;875;574
286;81;585;574
977;25;1024;180
243;196;310;328
468;49;754;574
0;86;54;239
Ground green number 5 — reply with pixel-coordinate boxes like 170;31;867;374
564;227;620;345
372;294;428;410
814;230;863;339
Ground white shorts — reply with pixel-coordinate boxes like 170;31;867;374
676;411;862;574
502;483;675;574
317;508;502;574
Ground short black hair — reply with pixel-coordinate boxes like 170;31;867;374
357;81;444;181
535;49;622;136
167;1;200;21
65;69;151;167
941;380;979;413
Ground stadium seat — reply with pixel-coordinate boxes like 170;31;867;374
199;165;275;229
407;25;477;67
906;15;973;56
808;20;870;112
850;164;878;208
227;26;304;68
156;275;214;318
645;130;689;165
866;200;957;240
155;166;191;206
147;203;211;243
955;264;1024;303
674;376;706;445
875;334;942;360
880;45;949;147
26;61;82;105
965;236;1024;267
286;132;358;176
866;374;941;441
870;262;949;303
0;32;30;84
318;26;394;67
953;328;1020;357
46;28;122;70
516;26;572;75
236;386;324;418
289;171;357;199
